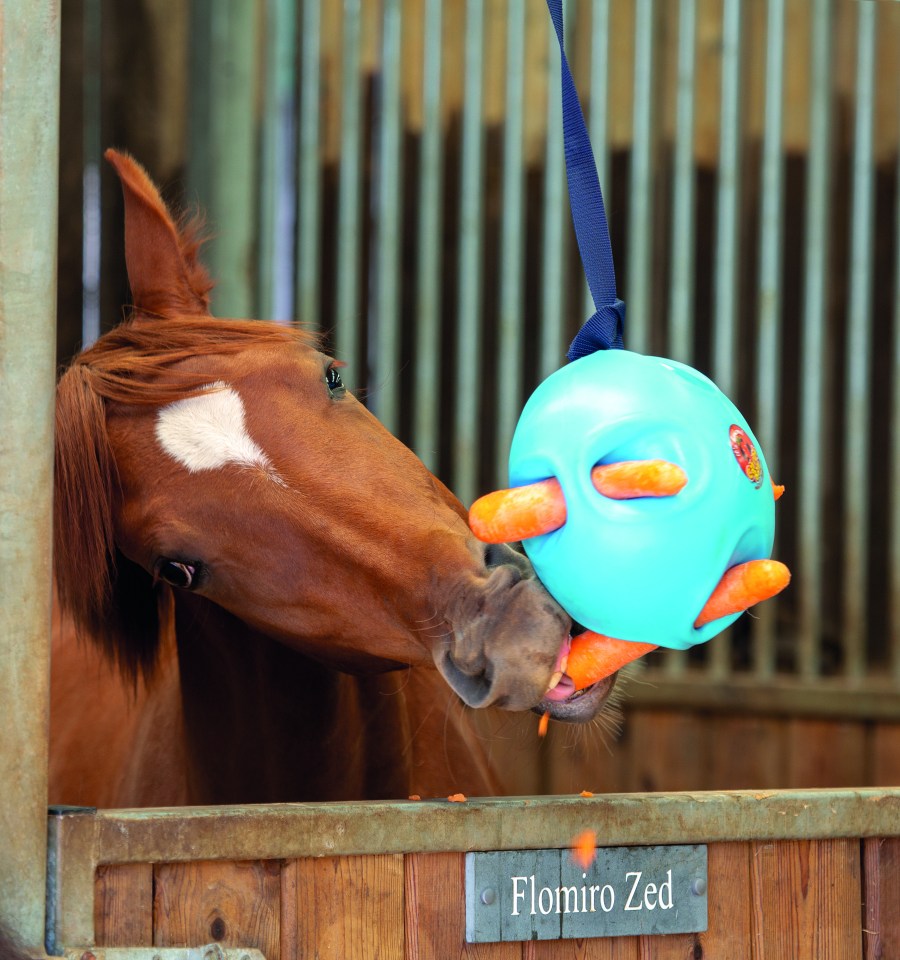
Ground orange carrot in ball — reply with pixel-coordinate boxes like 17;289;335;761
469;460;687;544
565;632;658;690
694;559;791;628
469;478;566;544
592;459;688;500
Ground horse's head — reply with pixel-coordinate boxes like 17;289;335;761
54;150;615;723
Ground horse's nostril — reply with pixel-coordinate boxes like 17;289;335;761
484;541;533;580
436;651;494;708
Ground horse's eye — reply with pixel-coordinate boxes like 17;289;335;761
325;364;346;397
157;559;196;589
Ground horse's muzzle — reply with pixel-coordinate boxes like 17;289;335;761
435;543;575;712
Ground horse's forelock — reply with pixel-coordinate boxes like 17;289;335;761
54;362;156;679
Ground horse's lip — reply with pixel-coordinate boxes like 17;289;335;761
535;672;617;722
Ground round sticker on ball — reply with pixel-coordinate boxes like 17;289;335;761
729;424;763;488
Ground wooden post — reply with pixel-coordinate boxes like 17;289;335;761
0;2;60;952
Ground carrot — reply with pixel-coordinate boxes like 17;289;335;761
571;829;598;869
468;478;566;544
772;480;785;501
469;459;687;544
447;793;468;802
694;559;791;628
566;632;658;690
537;712;551;738
592;460;688;499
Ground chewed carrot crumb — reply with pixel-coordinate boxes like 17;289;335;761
571;829;598;869
538;712;550;737
579;790;594;798
408;794;421;801
447;793;467;803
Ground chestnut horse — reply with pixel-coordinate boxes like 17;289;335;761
49;151;617;808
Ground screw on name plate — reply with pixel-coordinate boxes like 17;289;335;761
481;887;497;905
691;878;707;896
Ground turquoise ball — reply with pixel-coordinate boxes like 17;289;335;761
509;350;775;649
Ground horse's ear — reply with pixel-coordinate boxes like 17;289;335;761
105;148;214;319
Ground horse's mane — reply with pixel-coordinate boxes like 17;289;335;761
54;315;319;680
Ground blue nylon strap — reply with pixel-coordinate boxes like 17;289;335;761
546;0;625;360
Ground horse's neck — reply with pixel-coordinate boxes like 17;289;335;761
173;596;416;803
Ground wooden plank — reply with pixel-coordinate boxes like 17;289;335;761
153;861;281;960
624;711;709;793
287;854;404;960
785;719;867;787
870;722;900;785
705;716;785;790
94;863;153;947
750;839;861;958
863;837;900;960
522;935;639;959
543;706;631;796
404;852;519;960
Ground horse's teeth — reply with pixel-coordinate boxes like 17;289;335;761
547;671;563;692
559;654;569;675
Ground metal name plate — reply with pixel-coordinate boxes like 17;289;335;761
465;844;707;942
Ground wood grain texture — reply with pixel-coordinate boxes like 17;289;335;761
784;720;866;788
625;711;709;793
523;936;639;959
94;863;153;946
403;852;520;960
750;839;861;959
706;718;785;791
870;723;900;786
285;854;404;960
863;837;900;960
153;860;281;960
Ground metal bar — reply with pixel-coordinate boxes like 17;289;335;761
893;146;900;683
189;0;259;319
371;0;404;432
709;0;744;680
752;0;786;681
0;5;59;950
297;0;323;331
626;0;655;355
661;0;696;678
49;790;900;872
797;0;832;680
539;0;568;382
584;0;611;323
494;0;526;484
712;0;743;399
842;1;877;681
412;0;444;474
336;0;364;384
667;0;696;366
258;0;297;322
453;0;485;506
82;0;102;347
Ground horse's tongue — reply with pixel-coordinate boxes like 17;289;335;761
544;674;576;701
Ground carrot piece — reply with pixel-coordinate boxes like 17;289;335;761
537;712;551;738
566;632;658;690
469;459;687;544
592;460;688;500
468;478;566;544
447;792;467;803
694;559;791;628
579;790;595;798
571;829;598;869
772;480;785;501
